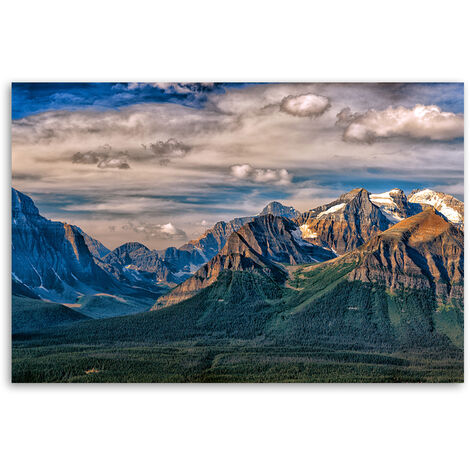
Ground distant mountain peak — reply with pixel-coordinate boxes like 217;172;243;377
258;201;300;219
339;187;369;202
113;241;150;254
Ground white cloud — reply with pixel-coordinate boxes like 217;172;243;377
122;221;187;240
160;222;181;236
280;93;330;118
231;164;291;185
342;104;464;143
231;163;252;179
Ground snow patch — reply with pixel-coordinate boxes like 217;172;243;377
189;263;202;273
370;191;404;223
291;228;315;246
316;203;345;218
173;271;189;278
380;211;404;223
437;205;462;224
299;224;317;239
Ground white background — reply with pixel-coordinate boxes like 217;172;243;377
0;1;468;469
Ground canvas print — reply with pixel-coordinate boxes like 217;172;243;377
11;82;464;383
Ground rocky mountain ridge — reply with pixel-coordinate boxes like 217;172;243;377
153;214;335;309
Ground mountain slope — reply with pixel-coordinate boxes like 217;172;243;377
296;188;393;254
344;207;463;297
12;295;90;333
12;188;119;303
284;208;464;348
153;214;335;309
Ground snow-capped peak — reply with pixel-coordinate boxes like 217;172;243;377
370;188;407;223
409;189;437;200
408;189;464;227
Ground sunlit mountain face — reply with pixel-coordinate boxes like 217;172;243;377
12;82;463;251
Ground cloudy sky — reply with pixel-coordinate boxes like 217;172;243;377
12;82;464;250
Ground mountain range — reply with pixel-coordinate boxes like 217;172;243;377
11;186;464;351
147;206;463;352
154;214;335;309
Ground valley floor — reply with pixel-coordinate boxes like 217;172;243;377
12;341;463;383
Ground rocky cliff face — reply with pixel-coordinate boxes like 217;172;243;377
12;188;119;303
153;215;335;309
73;226;110;259
408;189;464;229
296;188;393;254
329;208;464;299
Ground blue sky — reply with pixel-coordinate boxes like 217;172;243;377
12;82;463;119
12;82;253;119
11;82;464;249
